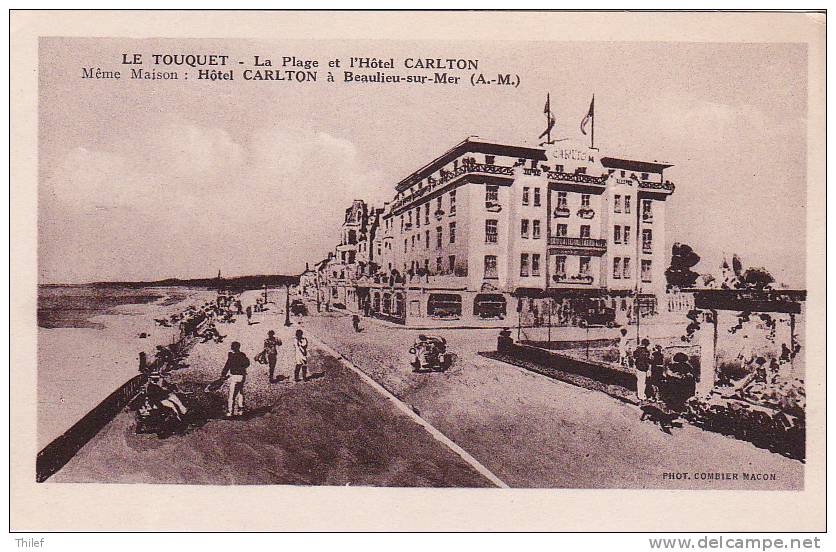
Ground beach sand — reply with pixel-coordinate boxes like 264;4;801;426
37;286;217;449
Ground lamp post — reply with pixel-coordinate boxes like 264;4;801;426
284;282;292;326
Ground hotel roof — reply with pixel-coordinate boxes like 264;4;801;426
393;136;672;192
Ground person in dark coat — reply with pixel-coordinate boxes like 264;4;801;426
663;352;696;412
632;338;651;400
649;345;665;399
221;341;250;417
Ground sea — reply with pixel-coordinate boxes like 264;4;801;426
36;285;215;449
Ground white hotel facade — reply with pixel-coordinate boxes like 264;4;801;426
318;136;675;326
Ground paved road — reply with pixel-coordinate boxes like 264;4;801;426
299;310;804;489
52;304;491;487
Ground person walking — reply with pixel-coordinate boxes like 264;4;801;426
617;328;631;368
293;329;309;382
263;330;283;383
245;305;253;325
632;338;651;401
221;341;250;417
649;345;665;399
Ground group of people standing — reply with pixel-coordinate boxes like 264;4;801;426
618;329;696;412
219;329;310;418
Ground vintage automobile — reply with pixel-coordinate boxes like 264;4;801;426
409;335;452;372
575;298;617;328
289;299;309;316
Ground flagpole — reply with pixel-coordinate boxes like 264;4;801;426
591;94;595;149
546;93;551;144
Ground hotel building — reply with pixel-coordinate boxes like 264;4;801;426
320;136;675;326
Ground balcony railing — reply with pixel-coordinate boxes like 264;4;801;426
548;236;607;250
391;163;515;213
547;171;608;185
639;180;675;192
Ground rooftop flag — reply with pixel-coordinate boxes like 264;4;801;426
580;95;595;148
539;93;556;143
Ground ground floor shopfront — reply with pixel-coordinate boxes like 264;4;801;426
330;282;662;328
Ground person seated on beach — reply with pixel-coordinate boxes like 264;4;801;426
154;345;176;371
145;373;188;420
154;318;172;327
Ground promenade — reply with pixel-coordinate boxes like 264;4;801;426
51;297;491;486
52;296;803;489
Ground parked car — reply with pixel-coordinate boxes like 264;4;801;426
290;299;308;316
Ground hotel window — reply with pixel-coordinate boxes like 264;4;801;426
407;211;413;226
581;194;590;207
449;255;456;273
425;229;430;248
614;225;622;244
484;255;498;279
532;254;541;276
449;221;456;243
623;257;631;279
400;215;404;232
522;187;530;206
485;155;495;165
641;259;652;282
613;257;622;279
424;259;429;273
416;207;421;228
520;253;530;277
534;188;541;206
556;223;568;237
580;225;590;238
625;195;632;214
425;203;430;225
486;185;499;207
642;199;653;221
556;191;568;209
532;219;541;239
521;219;530;239
411;235;416;248
404;239;408;253
436;257;443;273
580;256;591;275
450;190;457;215
436;196;442;212
436;226;443;249
485;219;498;243
555;255;566;276
624;225;631;245
620;170;625;177
614;195;622;213
642;229;653;253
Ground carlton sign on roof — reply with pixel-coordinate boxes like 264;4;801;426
544;139;602;173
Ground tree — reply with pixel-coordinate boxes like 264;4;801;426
665;243;701;289
741;267;775;290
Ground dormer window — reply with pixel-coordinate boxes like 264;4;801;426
641;172;649;181
485;155;495;165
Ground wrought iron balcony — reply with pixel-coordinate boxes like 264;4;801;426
548;236;607;251
547;171;608;185
391;163;515;213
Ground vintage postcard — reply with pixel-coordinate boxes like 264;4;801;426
10;10;826;532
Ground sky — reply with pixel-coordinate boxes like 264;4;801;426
38;38;807;287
